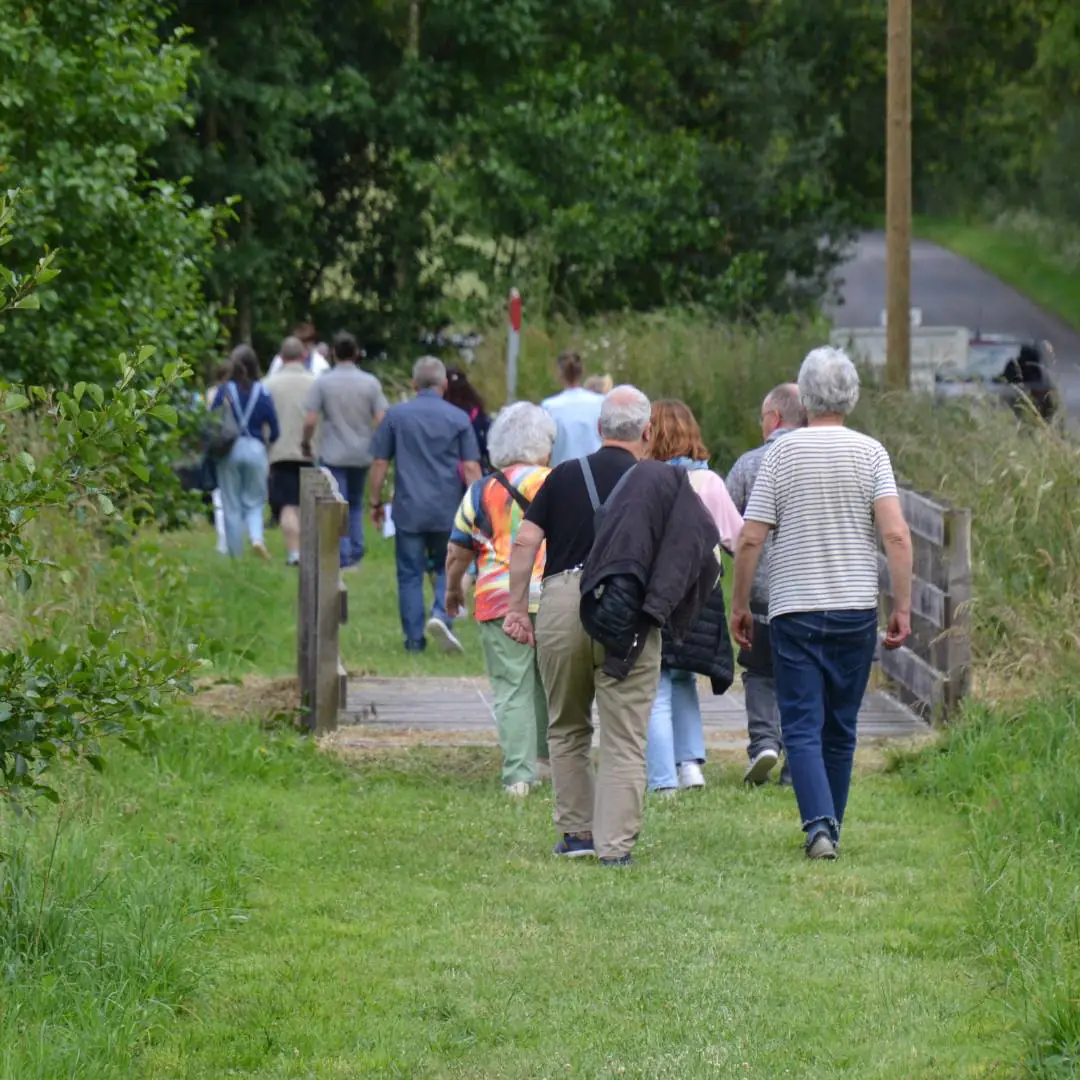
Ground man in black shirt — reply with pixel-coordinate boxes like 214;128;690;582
506;385;659;866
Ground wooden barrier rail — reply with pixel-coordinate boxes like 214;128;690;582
879;486;972;723
297;467;349;734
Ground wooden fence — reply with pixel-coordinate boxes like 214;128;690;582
297;467;349;734
878;486;972;723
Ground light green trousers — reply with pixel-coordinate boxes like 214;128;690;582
479;618;550;787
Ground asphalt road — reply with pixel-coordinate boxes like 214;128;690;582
825;230;1080;414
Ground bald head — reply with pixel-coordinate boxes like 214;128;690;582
280;336;306;364
761;382;807;438
599;384;651;451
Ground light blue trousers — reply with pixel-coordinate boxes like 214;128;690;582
646;668;707;790
216;436;268;557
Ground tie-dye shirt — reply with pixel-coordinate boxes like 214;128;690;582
450;464;550;622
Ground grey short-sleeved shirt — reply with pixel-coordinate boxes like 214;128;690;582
304;364;389;468
370;390;482;533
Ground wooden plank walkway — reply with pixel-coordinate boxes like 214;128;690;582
337;676;932;750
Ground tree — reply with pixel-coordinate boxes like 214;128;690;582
0;0;220;386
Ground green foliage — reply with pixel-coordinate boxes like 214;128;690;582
0;0;221;385
0;196;203;802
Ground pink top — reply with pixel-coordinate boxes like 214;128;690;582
688;470;744;552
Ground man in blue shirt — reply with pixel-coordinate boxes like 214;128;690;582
368;357;483;654
541;350;604;466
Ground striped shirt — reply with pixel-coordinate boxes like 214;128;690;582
743;426;897;619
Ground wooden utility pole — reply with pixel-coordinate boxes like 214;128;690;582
885;0;912;391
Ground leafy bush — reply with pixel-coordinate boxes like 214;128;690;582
0;193;204;802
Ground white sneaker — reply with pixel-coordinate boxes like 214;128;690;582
744;747;780;786
677;761;706;789
504;782;530;798
426;617;464;654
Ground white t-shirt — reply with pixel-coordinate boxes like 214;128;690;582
743;426;898;619
267;351;331;377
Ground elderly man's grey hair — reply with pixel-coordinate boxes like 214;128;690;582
797;347;861;417
763;382;808;428
600;384;651;441
413;355;447;390
279;335;306;363
487;402;556;469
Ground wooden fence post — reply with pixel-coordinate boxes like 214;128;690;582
297;467;348;733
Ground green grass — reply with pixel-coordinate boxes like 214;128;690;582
175;518;485;680
916;216;1080;331
2;712;1009;1079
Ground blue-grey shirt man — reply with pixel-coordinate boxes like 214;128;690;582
368;357;482;534
724;383;808;617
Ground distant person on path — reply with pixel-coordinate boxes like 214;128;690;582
267;322;332;377
301;332;388;571
264;336;317;567
445;403;556;796
445;366;492;472
725;383;807;786
368;357;483;654
731;348;913;860
206;361;231;555
211;345;280;560
644;400;743;795
506;386;722;866
542;350;603;466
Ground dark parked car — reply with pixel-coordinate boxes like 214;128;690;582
935;334;1061;422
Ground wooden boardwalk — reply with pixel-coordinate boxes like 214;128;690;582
336;676;932;750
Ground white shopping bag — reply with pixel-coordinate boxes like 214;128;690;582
382;502;396;539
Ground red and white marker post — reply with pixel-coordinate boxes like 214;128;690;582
506;287;522;403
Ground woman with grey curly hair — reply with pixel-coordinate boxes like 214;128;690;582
731;346;914;860
445;402;557;796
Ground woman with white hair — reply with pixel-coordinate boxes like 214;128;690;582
445;402;556;796
731;347;914;860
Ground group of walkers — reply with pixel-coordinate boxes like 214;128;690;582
205;328;914;864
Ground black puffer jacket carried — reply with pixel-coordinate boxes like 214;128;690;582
580;461;721;680
661;585;734;695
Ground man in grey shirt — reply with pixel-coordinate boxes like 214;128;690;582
368;357;482;655
302;332;389;570
725;382;806;786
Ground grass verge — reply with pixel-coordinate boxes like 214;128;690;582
4;712;1008;1079
916;216;1080;331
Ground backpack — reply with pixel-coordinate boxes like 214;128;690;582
580;455;636;535
205;382;261;459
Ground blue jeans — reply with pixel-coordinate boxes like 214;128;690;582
327;465;367;568
395;530;452;650
645;668;707;790
216;436;268;557
770;609;878;843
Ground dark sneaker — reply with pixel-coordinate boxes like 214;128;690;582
744;747;780;786
552;834;595;858
599;854;634;867
806;833;838;860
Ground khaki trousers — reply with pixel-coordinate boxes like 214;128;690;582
535;572;661;859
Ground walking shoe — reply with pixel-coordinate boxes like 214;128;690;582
552;833;595;858
426;617;464;655
504;781;530;798
652;787;679;799
805;832;838;860
677;761;706;789
599;854;634;867
251;541;271;561
743;747;779;786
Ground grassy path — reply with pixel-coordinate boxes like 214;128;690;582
123;721;1000;1079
